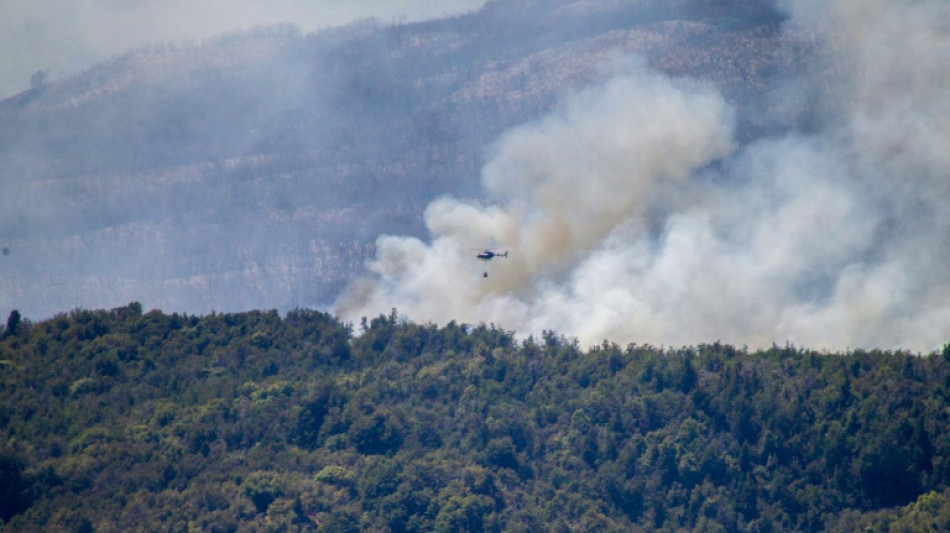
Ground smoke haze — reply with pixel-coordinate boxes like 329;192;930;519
336;0;950;352
0;0;483;98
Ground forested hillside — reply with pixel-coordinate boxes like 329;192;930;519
0;0;807;320
2;304;950;532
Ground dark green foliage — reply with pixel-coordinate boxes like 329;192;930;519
293;382;339;450
74;518;93;533
3;310;20;338
243;471;282;513
0;449;31;521
348;409;403;455
2;304;950;532
316;509;359;533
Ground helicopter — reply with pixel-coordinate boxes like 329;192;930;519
476;249;508;261
475;249;508;277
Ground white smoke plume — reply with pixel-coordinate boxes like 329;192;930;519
336;1;950;352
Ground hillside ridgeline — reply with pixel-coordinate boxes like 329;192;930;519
0;0;809;318
2;305;949;532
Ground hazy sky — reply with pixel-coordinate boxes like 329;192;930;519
0;0;484;98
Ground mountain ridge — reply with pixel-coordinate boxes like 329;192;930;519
0;0;808;321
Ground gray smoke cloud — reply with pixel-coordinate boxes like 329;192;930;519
336;1;950;352
0;0;483;98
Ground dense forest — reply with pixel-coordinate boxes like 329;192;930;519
2;304;950;532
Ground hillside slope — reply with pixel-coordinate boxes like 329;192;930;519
0;0;808;319
2;305;950;532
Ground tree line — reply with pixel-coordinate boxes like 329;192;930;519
2;304;950;532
